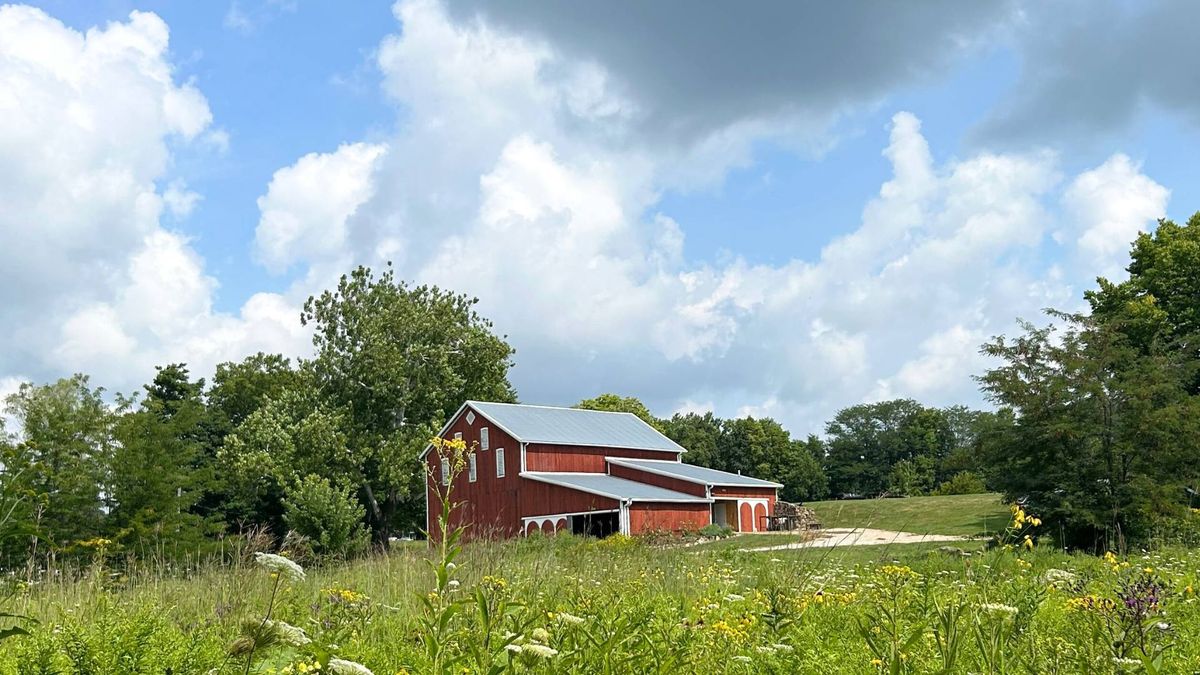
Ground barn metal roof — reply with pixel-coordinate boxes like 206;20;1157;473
468;401;685;453
521;472;712;502
606;457;782;488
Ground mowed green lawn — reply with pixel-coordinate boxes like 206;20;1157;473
805;492;1010;536
691;493;1009;552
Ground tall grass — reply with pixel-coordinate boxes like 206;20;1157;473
4;499;1200;673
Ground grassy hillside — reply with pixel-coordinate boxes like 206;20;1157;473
805;492;1010;536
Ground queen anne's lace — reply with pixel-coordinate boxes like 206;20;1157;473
521;644;558;658
265;619;310;646
253;552;306;581
328;658;374;675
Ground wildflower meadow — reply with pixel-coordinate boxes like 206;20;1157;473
3;442;1200;673
3;522;1200;673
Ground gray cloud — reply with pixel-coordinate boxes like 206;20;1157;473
442;0;1017;146
974;0;1200;148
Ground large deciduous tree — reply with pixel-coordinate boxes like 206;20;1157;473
301;264;516;542
661;412;722;469
218;386;353;534
208;353;300;430
978;313;1200;550
2;376;114;554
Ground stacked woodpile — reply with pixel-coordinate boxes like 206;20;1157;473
768;501;821;531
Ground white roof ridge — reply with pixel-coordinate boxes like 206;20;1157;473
469;400;642;417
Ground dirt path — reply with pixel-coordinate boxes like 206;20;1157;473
745;527;977;551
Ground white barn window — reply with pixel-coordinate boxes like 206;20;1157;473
440;458;450;486
468;453;477;482
480;427;490;451
495;447;505;478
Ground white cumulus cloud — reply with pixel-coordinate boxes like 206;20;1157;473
1063;154;1169;279
0;5;308;393
250;1;1165;433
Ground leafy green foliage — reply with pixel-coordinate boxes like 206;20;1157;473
931;472;988;496
575;393;664;430
824;400;994;498
208;353;300;429
978;312;1200;550
219;388;353;534
654;408;830;501
1087;212;1200;355
282;475;369;558
108;364;219;550
1;376;114;556
302;264;516;541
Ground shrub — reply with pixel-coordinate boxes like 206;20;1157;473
699;524;733;538
933;471;988;496
593;532;639;550
1150;509;1200;547
281;475;369;558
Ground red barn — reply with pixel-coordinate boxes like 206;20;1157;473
421;401;780;539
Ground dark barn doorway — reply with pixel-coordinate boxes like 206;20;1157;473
572;511;619;538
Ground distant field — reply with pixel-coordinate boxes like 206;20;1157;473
805;492;1010;536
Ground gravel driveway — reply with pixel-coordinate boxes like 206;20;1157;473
745;527;977;551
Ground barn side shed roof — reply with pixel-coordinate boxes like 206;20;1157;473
606;457;782;489
522;471;712;503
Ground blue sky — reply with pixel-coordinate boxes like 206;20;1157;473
3;0;1199;434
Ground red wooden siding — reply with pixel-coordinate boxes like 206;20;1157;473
526;444;679;472
518;478;619;517
628;503;710;534
425;406;522;541
607;463;707;497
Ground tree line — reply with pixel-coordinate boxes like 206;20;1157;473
575;394;997;504
0;265;517;563
3;214;1200;559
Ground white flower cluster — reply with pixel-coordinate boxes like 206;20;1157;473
556;612;585;625
254;552;306;582
979;602;1019;617
328;658;374;675
1041;568;1077;587
520;643;559;658
504;625;560;658
265;619;311;646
